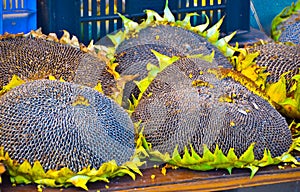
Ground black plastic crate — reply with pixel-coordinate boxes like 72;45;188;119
37;0;250;45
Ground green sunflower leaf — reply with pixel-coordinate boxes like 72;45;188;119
0;75;25;96
171;146;182;163
239;143;255;163
123;160;143;176
187;50;215;63
202;144;215;162
31;161;46;181
214;31;236;57
88;176;110;183
118;13;139;32
66;175;90;191
280;153;300;165
258;150;274;167
246;165;259;179
13;175;32;185
34;179;62;188
266;72;289;103
113;168;136;180
18;160;32;175
133;50;179;110
107;30;125;47
213;145;230;168
192;14;209;33
46;167;75;184
227;148;238;162
190;145;202;161
152;50;180;70
144;9;164;22
176;13;199;29
204;17;224;43
163;0;175;22
181;146;195;164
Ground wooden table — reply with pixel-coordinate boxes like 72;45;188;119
1;163;300;192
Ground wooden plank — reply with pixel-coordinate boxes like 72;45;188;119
1;165;300;191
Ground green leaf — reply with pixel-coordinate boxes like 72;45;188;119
88;176;110;183
214;32;236;57
280;153;300;164
226;167;234;175
149;150;171;162
0;143;144;190
107;30;125;47
13;175;32;185
118;13;139;32
5;157;19;177
226;149;239;172
187;163;214;171
46;167;75;184
227;148;238;162
190;145;202;161
239;143;255;163
192;14;209;33
66;175;90;190
213;145;230;168
176;13;199;29
276;73;300;119
18;160;32;175
133;51;179;110
202;144;215;162
181;146;195;164
113;168;136;180
77;166;92;175
151;50;179;70
144;10;155;24
171;146;182;163
279;98;298;108
266;72;288;103
258;149;274;167
143;140;300;178
205;17;224;43
0;75;25;95
246;165;259;178
35;179;62;188
291;74;300;81
134;75;152;95
163;0;175;22
144;9;163;22
123;161;143;176
147;63;161;78
31;161;46;181
97;161;119;175
187;50;215;63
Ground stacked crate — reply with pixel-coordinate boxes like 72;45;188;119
38;0;250;45
0;0;37;34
